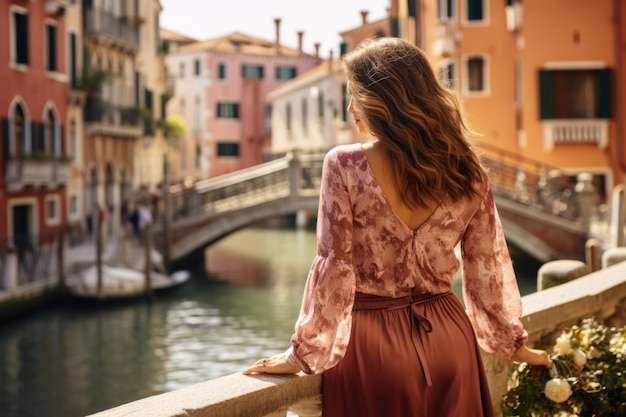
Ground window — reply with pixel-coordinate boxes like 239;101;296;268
439;61;456;90
466;56;486;93
218;62;227;79
46;22;57;72
144;88;154;135
216;102;239;119
69;118;77;159
45;195;60;225
13;104;26;157
216;142;239;157
69;194;78;216
467;0;485;21
539;69;612;119
264;105;272;132
276;66;297;80
286;103;292;133
194;59;201;76
179;62;184;78
12;10;29;65
242;64;264;79
301;98;308;135
342;83;349;122
317;90;325;130
42;109;55;154
69;32;77;88
437;0;454;19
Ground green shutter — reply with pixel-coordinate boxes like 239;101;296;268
390;18;399;38
539;69;554;120
467;0;483;20
408;0;416;18
597;68;612;119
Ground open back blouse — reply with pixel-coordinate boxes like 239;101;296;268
284;143;528;374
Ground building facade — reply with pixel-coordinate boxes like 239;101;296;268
165;21;323;179
393;0;620;200
0;0;73;250
268;11;391;156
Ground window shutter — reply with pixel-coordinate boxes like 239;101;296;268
60;125;65;155
70;33;77;88
596;68;612;119
408;0;416;17
234;104;239;119
339;42;348;57
15;12;29;65
47;24;57;72
538;69;554;120
38;122;45;152
2;118;9;161
467;0;484;20
390;18;399;37
27;121;35;153
160;94;168;120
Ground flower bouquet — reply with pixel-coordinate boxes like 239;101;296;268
502;318;626;417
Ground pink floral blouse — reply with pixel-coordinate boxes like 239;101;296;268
284;143;528;374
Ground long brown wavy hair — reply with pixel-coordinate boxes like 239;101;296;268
342;37;483;207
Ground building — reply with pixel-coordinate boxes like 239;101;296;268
0;0;73;249
269;10;391;156
164;21;323;179
393;0;620;201
81;0;168;241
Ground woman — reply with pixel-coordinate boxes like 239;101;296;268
243;37;552;416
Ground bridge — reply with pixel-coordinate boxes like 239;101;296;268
153;143;606;265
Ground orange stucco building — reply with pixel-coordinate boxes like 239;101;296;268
393;0;622;200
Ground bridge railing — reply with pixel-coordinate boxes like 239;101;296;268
477;141;599;224
166;152;325;222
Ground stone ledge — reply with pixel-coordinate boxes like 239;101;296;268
88;372;322;417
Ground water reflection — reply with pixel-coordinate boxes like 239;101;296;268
0;227;539;417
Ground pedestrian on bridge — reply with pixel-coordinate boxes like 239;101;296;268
243;37;552;416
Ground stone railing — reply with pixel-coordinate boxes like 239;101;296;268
88;261;626;417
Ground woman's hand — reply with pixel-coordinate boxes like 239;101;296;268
511;345;553;368
242;353;301;375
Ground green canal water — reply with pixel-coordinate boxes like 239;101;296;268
0;227;540;417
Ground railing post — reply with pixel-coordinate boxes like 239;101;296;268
288;152;300;196
575;172;597;233
610;184;626;247
4;248;18;290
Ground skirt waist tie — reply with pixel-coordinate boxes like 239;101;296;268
352;290;452;388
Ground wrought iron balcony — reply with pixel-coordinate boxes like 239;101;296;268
5;156;70;191
84;96;143;138
83;8;139;53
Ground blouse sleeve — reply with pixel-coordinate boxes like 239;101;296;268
460;180;528;358
284;149;356;374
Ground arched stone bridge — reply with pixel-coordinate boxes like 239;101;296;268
154;147;603;265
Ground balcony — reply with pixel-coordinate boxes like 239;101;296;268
5;157;70;191
433;19;459;58
84;96;143;139
83;8;139;53
45;0;73;15
542;119;609;151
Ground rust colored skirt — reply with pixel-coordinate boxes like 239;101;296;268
321;290;495;417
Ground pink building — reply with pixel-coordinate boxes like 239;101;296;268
0;0;71;243
165;21;322;179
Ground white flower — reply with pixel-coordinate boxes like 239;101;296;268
545;378;573;403
587;346;602;359
572;349;587;366
556;333;572;356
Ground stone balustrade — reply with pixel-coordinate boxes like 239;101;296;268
88;260;626;417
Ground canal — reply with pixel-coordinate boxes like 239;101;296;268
0;226;541;417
